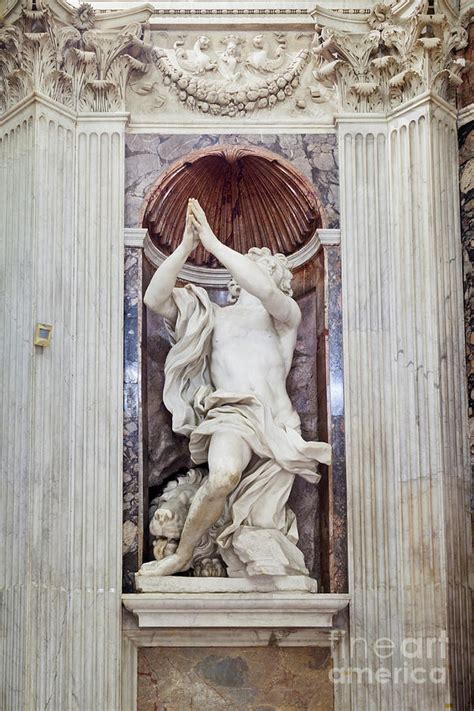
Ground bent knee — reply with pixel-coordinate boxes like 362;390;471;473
208;466;241;496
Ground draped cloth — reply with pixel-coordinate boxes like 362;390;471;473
163;284;332;578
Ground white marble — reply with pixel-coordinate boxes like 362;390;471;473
124;227;148;248
143;228;333;286
134;574;318;593
0;3;471;711
338;99;471;709
123;591;349;628
120;597;348;711
0;98;126;711
140;199;331;579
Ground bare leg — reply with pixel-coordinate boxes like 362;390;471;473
142;432;251;576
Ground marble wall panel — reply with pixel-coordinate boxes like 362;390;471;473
325;246;347;593
123;247;145;592
459;125;474;693
459;121;474;507
309;246;346;594
137;646;334;711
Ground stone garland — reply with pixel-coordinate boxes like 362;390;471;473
151;45;310;119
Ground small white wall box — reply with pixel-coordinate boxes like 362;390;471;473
34;323;53;347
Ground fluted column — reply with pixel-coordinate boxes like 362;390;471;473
69;114;127;710
338;97;471;709
311;2;472;706
0;3;150;708
388;99;470;709
0;101;127;710
338;118;405;708
0;98;77;710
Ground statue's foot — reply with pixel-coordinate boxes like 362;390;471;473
139;553;191;577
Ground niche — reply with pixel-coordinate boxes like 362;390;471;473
123;140;346;593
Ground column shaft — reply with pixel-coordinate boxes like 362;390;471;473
0;103;126;710
70;115;126;710
339;100;471;709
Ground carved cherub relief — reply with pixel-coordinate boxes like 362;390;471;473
217;34;245;80
148;32;314;117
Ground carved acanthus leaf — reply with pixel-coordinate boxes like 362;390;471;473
312;1;468;113
0;2;149;114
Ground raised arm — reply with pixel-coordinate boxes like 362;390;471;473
189;199;300;326
144;206;198;324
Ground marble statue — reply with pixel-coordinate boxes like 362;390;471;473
141;198;331;578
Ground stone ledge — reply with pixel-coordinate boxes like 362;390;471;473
122;590;350;631
122;611;346;648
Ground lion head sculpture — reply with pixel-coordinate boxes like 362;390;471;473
149;468;227;577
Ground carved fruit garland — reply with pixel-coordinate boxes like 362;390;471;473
151;46;310;117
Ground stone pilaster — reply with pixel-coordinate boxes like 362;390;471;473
0;2;149;708
0;97;77;710
0;100;128;711
313;1;471;708
71;113;127;710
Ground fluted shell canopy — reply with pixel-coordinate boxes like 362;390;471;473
143;144;321;267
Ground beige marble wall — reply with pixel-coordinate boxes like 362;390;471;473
137;646;334;711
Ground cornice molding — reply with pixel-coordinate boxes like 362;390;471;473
458;102;474;126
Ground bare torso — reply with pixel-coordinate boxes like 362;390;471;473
210;300;300;429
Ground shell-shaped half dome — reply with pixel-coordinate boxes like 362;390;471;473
142;144;321;267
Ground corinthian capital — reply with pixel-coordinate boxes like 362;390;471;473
311;0;468;113
0;1;152;115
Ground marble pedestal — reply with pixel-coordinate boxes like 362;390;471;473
134;574;318;594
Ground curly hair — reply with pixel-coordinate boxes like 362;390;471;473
227;247;293;303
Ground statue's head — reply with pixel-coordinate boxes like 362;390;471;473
227;247;293;303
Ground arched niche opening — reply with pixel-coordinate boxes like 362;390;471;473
142;144;324;267
123;142;346;596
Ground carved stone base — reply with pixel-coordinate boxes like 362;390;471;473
134;573;318;594
123;590;349;630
